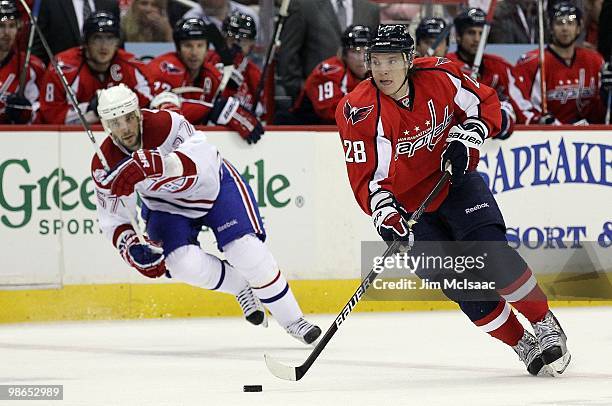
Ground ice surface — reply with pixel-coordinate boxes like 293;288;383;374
1;307;611;406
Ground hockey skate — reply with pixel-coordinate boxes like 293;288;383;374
532;310;571;375
285;318;322;345
512;330;553;376
236;286;268;327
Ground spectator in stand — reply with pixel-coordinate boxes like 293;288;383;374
31;0;120;64
144;18;263;144
513;1;606;124
38;12;152;124
121;0;173;42
0;0;45;124
489;0;537;44
582;0;602;49
287;24;371;125
205;12;262;115
414;17;449;57
598;0;611;59
277;0;379;102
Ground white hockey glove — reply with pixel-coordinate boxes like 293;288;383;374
441;119;486;186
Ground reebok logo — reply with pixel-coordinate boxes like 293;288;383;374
217;219;238;232
465;203;489;214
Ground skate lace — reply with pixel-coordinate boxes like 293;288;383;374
236;287;259;316
514;333;540;365
286;318;313;337
533;314;560;351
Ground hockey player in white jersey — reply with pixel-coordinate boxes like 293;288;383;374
90;84;321;344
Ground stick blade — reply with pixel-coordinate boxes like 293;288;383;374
264;353;298;381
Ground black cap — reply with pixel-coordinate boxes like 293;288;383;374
0;0;19;22
223;12;256;40
368;24;414;54
416;17;447;43
83;12;120;42
454;8;486;36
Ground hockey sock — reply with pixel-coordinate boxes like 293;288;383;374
461;300;525;346
224;234;303;327
166;245;248;295
499;267;549;323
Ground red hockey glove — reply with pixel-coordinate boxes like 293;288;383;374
108;149;164;197
441;119;486;186
210;96;264;144
371;190;413;246
117;230;166;278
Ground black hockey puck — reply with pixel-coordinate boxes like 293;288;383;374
243;385;263;392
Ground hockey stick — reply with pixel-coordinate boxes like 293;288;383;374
17;0;41;97
426;22;453;57
470;0;498;80
250;0;291;114
606;56;611;125
264;168;452;381
16;0;146;244
537;0;548;114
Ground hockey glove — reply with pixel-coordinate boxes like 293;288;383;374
117;230;166;278
88;93;99;116
150;91;182;111
441;119;486;186
495;101;515;140
371;190;413;246
602;62;612;91
210;96;263;144
215;62;244;89
535;112;561;125
5;94;33;124
108;149;164;197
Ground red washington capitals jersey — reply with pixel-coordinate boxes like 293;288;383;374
0;50;45;123
39;47;152;124
294;56;364;124
205;50;262;113
335;57;501;215
144;51;225;124
446;52;535;124
512;46;605;124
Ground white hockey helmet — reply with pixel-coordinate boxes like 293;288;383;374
97;84;141;130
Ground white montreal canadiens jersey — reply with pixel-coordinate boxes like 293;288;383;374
91;110;222;243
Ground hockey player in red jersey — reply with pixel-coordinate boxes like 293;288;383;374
145;17;263;144
447;8;534;138
336;25;570;376
414;17;449;58
204;12;263;115
91;84;321;344
513;2;605;124
38;12;152;125
0;0;45;124
290;25;371;124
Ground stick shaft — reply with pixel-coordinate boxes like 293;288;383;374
290;170;451;380
537;0;548;114
470;0;498;79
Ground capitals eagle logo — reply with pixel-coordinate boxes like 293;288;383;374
343;101;374;125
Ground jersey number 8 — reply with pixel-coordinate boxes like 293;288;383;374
343;140;366;163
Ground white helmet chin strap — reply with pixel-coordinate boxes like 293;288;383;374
389;53;412;99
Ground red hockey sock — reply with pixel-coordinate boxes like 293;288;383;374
473;300;524;346
499;267;549;323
